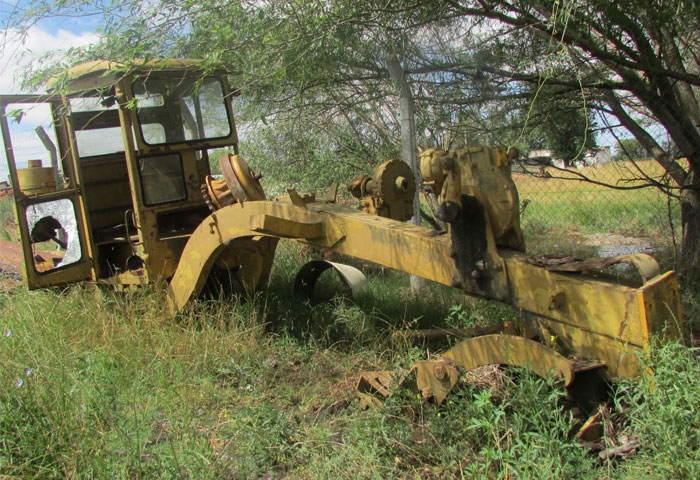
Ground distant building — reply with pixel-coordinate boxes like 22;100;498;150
583;146;612;166
521;146;613;169
522;150;567;170
527;149;555;165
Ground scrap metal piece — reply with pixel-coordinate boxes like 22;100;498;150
527;253;660;283
357;370;403;408
286;188;308;207
357;370;395;398
444;334;576;387
358;334;579;407
410;359;461;404
408;334;575;405
294;260;367;301
575;406;606;443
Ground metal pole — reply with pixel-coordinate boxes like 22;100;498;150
386;54;425;293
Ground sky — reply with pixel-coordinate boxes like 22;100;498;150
0;1;102;179
0;1;102;93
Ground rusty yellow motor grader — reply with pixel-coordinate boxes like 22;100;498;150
1;60;681;405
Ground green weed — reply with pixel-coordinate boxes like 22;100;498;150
0;197;13;223
0;243;698;478
612;341;700;478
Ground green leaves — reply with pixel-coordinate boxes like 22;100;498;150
5;109;25;125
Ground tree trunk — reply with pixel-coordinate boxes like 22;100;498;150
681;167;700;281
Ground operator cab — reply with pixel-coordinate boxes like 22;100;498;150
0;59;240;288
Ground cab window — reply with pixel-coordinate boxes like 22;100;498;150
132;75;232;145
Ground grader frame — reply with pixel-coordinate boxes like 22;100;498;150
1;60;682;405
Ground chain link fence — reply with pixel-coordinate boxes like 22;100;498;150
512;125;681;263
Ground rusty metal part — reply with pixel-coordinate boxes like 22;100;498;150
360;333;596;406
420;146;524;250
358;343;609;408
357;371;401;408
411;359;461;404
277;188;315;207
293;260;367;302
219;153;266;202
349;159;415;221
406;334;575;404
576;408;606;443
444;334;575;386
202;175;237;212
527;252;661;283
16;160;56;195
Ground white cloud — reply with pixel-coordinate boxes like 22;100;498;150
0;26;99;179
0;26;99;93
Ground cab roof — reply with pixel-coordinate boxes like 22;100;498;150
47;59;213;94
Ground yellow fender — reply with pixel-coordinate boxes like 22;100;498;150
167;201;326;313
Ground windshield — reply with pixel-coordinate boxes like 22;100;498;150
132;75;232;146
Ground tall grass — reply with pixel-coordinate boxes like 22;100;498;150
1;242;699;478
1;166;697;478
611;342;700;478
0;197;14;242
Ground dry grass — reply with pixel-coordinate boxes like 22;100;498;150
515;159;678;193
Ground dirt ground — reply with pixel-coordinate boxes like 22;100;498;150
0;218;67;288
0;237;24;288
